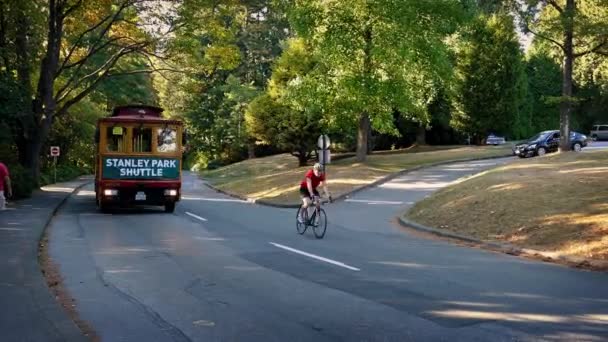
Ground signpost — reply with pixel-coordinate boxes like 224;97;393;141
50;146;60;183
317;135;331;173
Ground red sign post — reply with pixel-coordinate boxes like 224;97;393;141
50;146;60;183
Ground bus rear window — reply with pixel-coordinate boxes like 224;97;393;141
133;127;152;152
106;126;127;152
157;127;177;153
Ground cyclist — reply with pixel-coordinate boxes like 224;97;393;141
298;162;332;223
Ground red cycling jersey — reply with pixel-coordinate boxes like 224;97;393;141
300;169;325;189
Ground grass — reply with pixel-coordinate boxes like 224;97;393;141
202;144;513;204
405;150;608;261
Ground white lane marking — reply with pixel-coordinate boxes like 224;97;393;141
193;236;225;241
186;212;208;222
269;242;360;271
182;196;250;203
345;199;403;205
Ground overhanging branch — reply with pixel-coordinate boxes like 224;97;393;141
54;42;148;103
573;39;608;58
525;25;565;52
546;0;564;14
56;0;132;78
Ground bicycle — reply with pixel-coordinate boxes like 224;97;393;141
296;196;330;239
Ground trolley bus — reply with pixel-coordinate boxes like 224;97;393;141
94;105;184;213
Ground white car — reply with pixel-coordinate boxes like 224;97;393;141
486;134;506;145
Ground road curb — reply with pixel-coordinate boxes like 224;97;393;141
37;180;93;341
39;181;92;248
0;178;93;342
398;216;608;271
202;153;514;209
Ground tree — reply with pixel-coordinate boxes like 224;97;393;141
246;38;323;166
9;0;176;181
516;0;608;151
287;0;470;161
451;13;530;142
526;47;562;132
160;0;289;166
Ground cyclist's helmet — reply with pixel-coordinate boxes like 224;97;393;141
313;163;323;171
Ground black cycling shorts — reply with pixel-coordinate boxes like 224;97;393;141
299;186;320;198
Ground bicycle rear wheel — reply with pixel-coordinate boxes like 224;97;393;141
312;208;327;239
296;206;308;234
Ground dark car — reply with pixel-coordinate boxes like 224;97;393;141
513;130;588;158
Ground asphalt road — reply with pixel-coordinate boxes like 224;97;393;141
48;158;608;342
584;140;608;152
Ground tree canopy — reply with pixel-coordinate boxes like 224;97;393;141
1;0;607;195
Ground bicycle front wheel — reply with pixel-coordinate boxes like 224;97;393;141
312;208;327;239
296;206;308;235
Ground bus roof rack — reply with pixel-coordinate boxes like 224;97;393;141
111;105;164;117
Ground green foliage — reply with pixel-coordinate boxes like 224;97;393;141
287;0;471;138
40;164;85;187
161;0;290;165
451;13;531;141
7;163;35;199
246;38;325;165
526;49;561;132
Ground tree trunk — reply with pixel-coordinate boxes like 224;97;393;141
297;151;308;167
23;0;63;182
415;125;427;145
356;113;371;162
356;15;373;162
247;141;256;159
559;0;575;152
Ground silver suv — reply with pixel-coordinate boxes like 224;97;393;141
590;124;608;141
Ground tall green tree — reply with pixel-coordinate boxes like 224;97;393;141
287;0;470;161
2;0;176;181
246;38;323;166
452;13;530;142
526;47;562;132
516;0;608;150
162;0;289;165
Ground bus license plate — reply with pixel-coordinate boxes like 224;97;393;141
135;192;146;201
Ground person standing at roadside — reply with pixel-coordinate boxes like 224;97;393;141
0;162;12;210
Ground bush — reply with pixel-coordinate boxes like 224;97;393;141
40;164;87;186
206;160;225;170
7;163;35;199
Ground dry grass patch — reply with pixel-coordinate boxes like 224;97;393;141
202;144;512;204
405;150;608;261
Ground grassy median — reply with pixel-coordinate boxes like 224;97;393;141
202;144;513;205
405;150;608;261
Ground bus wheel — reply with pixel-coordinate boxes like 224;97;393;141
98;199;109;213
165;202;176;213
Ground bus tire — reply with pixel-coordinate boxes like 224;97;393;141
165;202;176;213
98;199;109;213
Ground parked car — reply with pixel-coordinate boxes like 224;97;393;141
486;134;506;145
512;130;588;158
590;124;608;141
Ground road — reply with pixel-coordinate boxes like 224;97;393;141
48;158;608;342
584;140;608;152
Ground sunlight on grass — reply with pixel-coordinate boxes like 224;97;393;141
406;150;608;261
203;145;513;204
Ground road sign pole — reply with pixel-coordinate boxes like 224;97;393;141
322;135;326;173
54;156;57;184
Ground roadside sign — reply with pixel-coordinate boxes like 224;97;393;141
318;149;331;164
50;146;60;157
317;135;331;150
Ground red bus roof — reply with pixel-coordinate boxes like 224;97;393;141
99;105;182;125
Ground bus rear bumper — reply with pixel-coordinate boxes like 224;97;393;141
96;180;181;206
